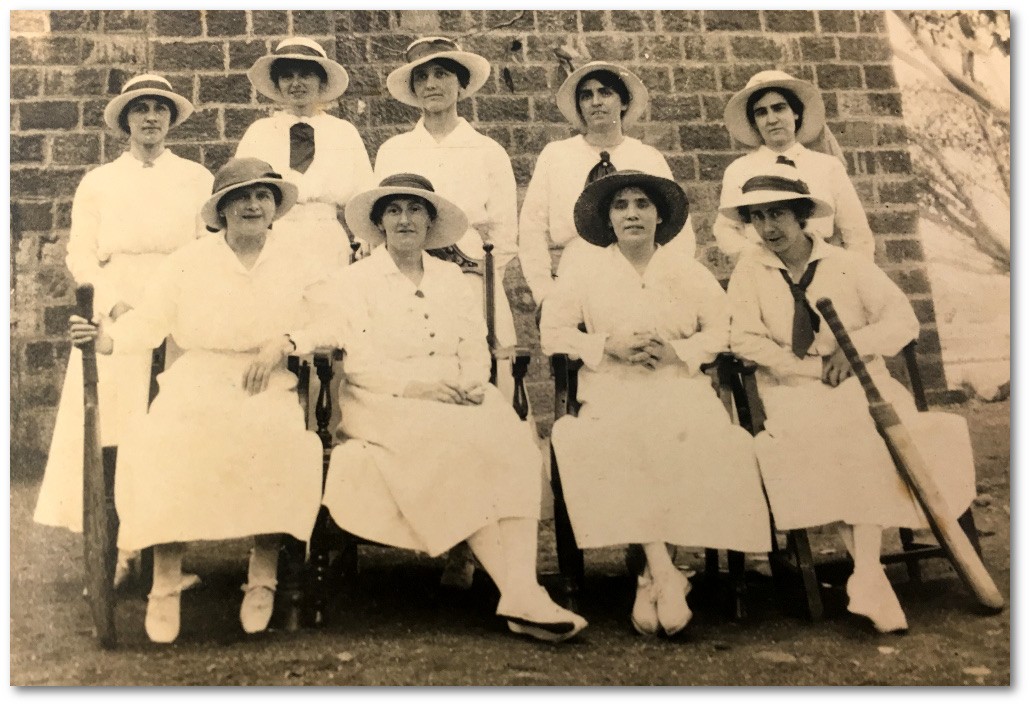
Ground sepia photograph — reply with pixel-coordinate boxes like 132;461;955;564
6;4;1012;687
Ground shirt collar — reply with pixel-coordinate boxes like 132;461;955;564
119;149;172;168
367;244;434;281
412;117;473;145
272;110;325;128
756;142;806;160
752;234;834;272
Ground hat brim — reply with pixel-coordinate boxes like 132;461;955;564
573;172;688;248
248;54;350;103
718;191;833;222
385;51;491;108
556;62;648;133
344;185;469;250
724;78;826;147
103;89;195;135
200;177;299;231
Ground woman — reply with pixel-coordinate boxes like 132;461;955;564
519;61;698;308
69;159;324;643
237;36;373;284
540;171;771;636
285;174;587;643
36;74;213;547
715;70;874;261
725;164;976;632
374;36;521;394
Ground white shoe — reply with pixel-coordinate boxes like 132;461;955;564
145;591;181;643
631;572;659;635
846;569;908;633
498;585;588;643
654;570;692;636
240;584;276;634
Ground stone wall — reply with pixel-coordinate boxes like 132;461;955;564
9;9;945;478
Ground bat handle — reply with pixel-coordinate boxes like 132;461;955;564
75;284;99;386
484;242;497;352
76;283;95;321
815;297;882;404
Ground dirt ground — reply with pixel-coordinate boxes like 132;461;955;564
9;400;1010;686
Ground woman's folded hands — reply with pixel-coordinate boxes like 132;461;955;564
403;379;486;405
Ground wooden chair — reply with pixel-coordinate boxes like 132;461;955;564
76;284;312;646
548;350;752;620
303;244;533;627
733;340;984;620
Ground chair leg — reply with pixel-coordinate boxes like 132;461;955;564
276;535;305;632
958;508;983;557
704;548;720;579
305;506;334;628
727;550;747;621
788;529;824;620
898;527;923;584
550;446;583;609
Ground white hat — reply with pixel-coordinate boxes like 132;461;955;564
200;158;299;232
344;173;469;250
718;162;833;222
723;70;826;147
386;36;491;108
103;74;194;135
248;37;350;103
556;61;649;133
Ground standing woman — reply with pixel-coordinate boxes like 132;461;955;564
540;171;770;636
374;37;522;392
237;37;373;283
714;70;874;261
35;75;213;540
519;61;698;309
69;159;325;643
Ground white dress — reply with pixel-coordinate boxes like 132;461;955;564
727;238;976;530
518;134;699;305
106;234;324;551
35;150;213;532
236;110;373;284
293;247;542;557
374;118;519;351
714;143;875;260
540;244;771;552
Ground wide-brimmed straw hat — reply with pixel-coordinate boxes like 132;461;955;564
723;70;826;147
556;61;649;133
386;36;491;108
200;158;299;231
248;37;350;103
573;170;688;247
344;173;468;250
718;163;833;222
103;74;194;135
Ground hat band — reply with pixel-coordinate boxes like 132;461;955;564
378;173;436;193
405;38;460;63
215;170;284;194
273;44;325;59
741;175;811;196
122;79;174;94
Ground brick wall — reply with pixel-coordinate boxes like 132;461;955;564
9;9;946;478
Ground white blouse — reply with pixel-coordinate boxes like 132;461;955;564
714;143;875;260
235;110;373;207
727;237;918;383
374;118;518;270
65;149;212;316
107;234;313;355
293;246;490;397
518;134;698;304
540;243;729;396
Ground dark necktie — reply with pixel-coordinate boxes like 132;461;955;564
779;260;821;358
776;155;796;168
289;122;315;173
585;150;616;186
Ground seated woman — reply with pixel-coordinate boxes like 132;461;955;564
284;174;587;643
724;163;977;633
69;158;325;643
539;171;771;637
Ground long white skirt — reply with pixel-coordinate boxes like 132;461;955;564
322;384;542;557
113;350;324;551
551;375;772;552
755;373;977;530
